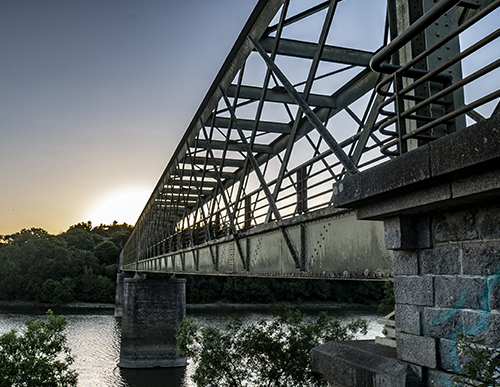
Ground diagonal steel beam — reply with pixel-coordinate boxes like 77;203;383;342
248;35;359;175
351;74;390;165
220;86;302;269
266;0;340;223
265;0;329;34
231;0;291;233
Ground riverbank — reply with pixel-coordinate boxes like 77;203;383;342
0;300;115;309
187;301;378;310
0;300;378;312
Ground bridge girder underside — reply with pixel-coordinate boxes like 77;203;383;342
122;0;500;279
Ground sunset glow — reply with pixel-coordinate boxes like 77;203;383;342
86;187;152;227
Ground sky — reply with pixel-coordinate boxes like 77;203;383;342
0;0;257;235
1;0;497;236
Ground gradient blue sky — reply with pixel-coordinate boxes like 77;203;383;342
2;0;497;235
0;0;257;234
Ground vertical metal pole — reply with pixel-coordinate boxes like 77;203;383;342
297;166;308;214
244;195;252;230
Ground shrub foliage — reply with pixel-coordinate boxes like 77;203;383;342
0;310;78;387
177;304;368;387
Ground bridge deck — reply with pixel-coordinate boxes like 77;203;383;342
122;208;393;280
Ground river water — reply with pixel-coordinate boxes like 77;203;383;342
0;305;380;386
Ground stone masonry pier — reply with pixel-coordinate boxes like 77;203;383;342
313;114;500;386
119;274;186;368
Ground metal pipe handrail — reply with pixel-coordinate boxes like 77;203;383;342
371;0;500;156
381;89;500;153
378;50;500;136
377;25;500;128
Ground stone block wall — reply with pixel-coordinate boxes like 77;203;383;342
321;114;500;386
391;204;500;385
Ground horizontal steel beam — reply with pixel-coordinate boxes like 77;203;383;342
225;84;337;109
210;114;293;133
258;37;373;66
174;168;236;180
171;180;219;188
195;139;274;154
161;187;214;196
191;156;245;168
123;210;393;280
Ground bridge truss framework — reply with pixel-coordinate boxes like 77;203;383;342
122;0;500;279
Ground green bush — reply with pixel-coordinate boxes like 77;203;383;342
0;310;78;387
452;330;500;387
177;304;368;387
38;278;75;304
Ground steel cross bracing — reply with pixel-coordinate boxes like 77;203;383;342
121;0;499;279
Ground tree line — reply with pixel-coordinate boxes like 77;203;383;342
184;275;385;305
0;221;132;304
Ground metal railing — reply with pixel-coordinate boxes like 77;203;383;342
371;0;500;155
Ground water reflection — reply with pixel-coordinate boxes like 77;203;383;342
0;305;379;387
120;367;186;387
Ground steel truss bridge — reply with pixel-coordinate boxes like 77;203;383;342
121;0;500;280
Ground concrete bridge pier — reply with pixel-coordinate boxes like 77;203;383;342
114;271;134;318
313;115;500;386
118;273;186;368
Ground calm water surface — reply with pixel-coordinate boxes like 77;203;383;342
0;305;380;387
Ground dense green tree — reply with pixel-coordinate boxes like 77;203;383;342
94;241;120;266
77;266;99;302
0;310;78;387
68;221;92;232
60;227;95;251
0;222;131;303
177;304;368;387
1;228;50;246
109;230;131;249
97;275;115;303
38;278;75;304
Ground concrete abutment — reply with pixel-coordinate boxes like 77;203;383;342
313;114;500;386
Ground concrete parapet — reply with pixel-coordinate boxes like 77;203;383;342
119;274;186;368
311;340;422;387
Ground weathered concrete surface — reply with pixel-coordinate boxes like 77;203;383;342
119;274;186;368
114;271;134;318
314;115;500;386
332;113;500;220
312;340;421;387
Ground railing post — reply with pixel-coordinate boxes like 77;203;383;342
297;166;308;214
244;195;252;230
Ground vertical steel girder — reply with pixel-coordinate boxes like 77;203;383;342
121;0;489;275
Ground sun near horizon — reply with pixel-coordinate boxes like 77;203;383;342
84;186;152;229
0;186;152;236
